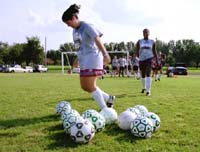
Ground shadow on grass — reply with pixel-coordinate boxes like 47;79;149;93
0;114;59;129
0;132;20;138
66;93;127;102
45;124;80;150
103;124;143;144
65;97;92;102
44;119;144;150
115;94;127;98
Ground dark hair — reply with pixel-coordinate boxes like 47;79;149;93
62;4;80;22
143;28;150;33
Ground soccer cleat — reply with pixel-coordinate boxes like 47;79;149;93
146;91;151;96
106;95;115;108
141;89;146;93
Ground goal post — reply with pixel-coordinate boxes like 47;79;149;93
61;51;77;74
61;51;129;74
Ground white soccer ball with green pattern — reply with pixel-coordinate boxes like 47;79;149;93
82;109;105;132
145;112;160;132
62;110;81;134
56;101;71;115
61;109;80;121
130;116;153;138
82;109;99;118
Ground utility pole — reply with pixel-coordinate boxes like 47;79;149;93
45;37;47;66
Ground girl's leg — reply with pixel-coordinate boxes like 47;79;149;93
96;87;115;107
139;61;146;93
146;62;152;96
80;76;106;110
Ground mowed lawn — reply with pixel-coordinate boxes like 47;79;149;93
0;73;200;152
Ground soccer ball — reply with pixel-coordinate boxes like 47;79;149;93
126;107;141;116
134;105;148;116
82;109;105;132
118;110;137;130
100;107;118;125
70;117;95;143
62;110;81;134
130;116;153;138
82;109;99;118
145;112;160;132
61;109;80;121
56;101;71;115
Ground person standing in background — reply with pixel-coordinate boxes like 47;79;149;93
136;28;158;96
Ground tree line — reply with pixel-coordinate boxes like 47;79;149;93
1;36;200;68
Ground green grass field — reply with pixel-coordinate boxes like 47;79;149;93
0;73;200;152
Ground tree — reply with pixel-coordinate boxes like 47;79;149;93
190;42;200;68
0;42;10;64
126;41;134;52
47;50;61;65
23;36;44;65
8;43;24;65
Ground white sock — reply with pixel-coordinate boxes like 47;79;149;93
146;77;152;92
127;71;129;77
91;88;106;110
96;87;110;101
134;73;137;79
156;74;159;80
142;78;146;89
137;73;140;79
159;74;162;79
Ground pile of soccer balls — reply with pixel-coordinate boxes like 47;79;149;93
118;104;161;138
56;101;118;144
56;101;160;143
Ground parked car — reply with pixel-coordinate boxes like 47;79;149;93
24;66;33;73
166;66;175;77
0;65;6;72
7;65;26;73
166;66;188;76
174;66;188;75
33;65;48;72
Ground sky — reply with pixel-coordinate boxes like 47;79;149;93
0;0;200;50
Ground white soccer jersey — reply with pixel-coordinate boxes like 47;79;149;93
138;39;154;61
119;58;126;67
73;21;103;70
112;58;118;67
132;57;139;66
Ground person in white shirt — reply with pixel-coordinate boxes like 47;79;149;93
62;4;115;109
136;28;158;96
118;56;126;77
111;56;119;77
132;53;140;79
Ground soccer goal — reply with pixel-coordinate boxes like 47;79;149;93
61;51;78;74
61;51;129;74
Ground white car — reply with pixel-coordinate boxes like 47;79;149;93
24;66;33;73
33;65;48;72
8;65;26;73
